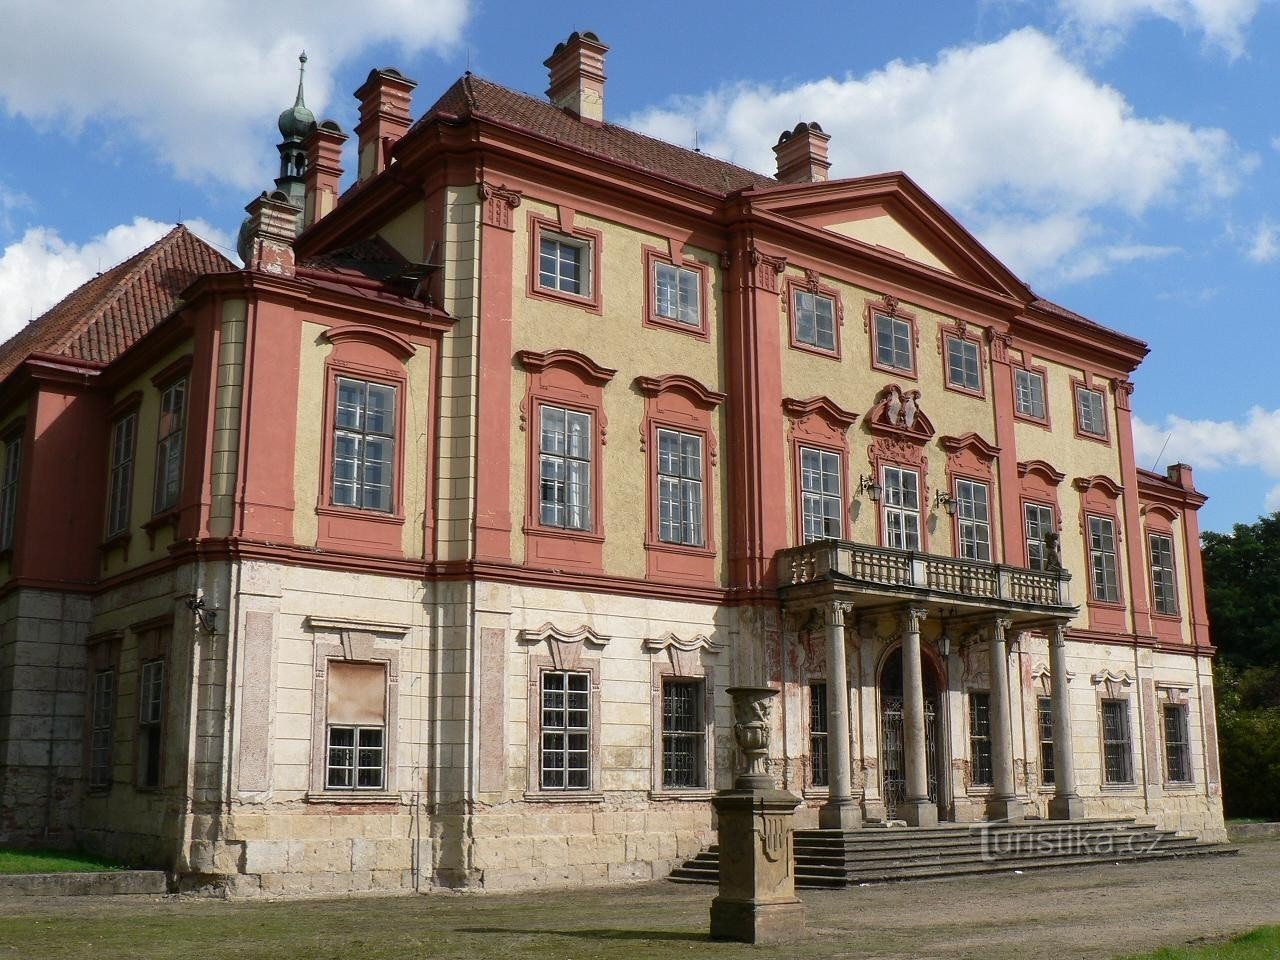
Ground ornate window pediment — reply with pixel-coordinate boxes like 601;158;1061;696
865;384;935;443
643;631;723;675
518;622;610;670
1091;668;1134;698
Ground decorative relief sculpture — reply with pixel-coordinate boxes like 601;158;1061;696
727;686;779;789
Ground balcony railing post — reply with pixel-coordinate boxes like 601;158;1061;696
910;555;927;589
996;566;1010;601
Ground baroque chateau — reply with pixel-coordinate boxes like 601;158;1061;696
0;34;1224;895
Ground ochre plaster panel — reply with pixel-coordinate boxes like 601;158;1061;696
292;322;333;548
378;200;427;261
823;212;954;274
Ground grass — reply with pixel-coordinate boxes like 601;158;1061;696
1117;927;1280;960
0;849;127;875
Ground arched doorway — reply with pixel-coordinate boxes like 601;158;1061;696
879;645;945;821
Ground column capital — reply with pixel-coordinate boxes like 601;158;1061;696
1049;620;1069;647
902;606;928;633
990;616;1013;639
823;601;856;628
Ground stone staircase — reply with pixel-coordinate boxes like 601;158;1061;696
668;818;1237;888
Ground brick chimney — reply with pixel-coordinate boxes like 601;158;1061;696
1166;463;1196;492
773;122;831;184
354;68;417;181
304;120;348;228
240;191;301;276
545;31;608;123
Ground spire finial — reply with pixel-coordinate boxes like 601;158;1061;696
295;51;308;109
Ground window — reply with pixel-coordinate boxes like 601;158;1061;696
1037;696;1055;786
656;429;703;546
955;479;991;561
0;434;20;550
1075;385;1107;438
1101;698;1134;784
539;232;591;297
945;336;981;393
1014;368;1047;421
809;682;829;788
541;670;590;790
332;377;396;512
89;670;115;789
324;660;387;791
799;447;842;543
882;466;921;551
138;659;164;789
793;289;836;352
969;692;993;786
539;405;592;531
1024;503;1055;571
654;261;700;327
1149;533;1179;616
1088;516;1120;603
153;379;187;513
1163;703;1192;783
873;313;913;372
105;412;137;537
661;679;705;789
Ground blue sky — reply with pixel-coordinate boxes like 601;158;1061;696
0;0;1276;534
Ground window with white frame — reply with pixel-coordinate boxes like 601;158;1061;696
1014;368;1047;420
656;428;704;546
541;670;591;790
138;659;164;789
1075;385;1107;438
0;434;20;550
1101;698;1134;784
873;313;913;371
538;232;591;297
1088;516;1120;603
809;682;829;788
654;261;700;327
661;679;705;789
105;412;137;537
882;466;921;551
325;660;387;791
1163;702;1192;783
1024;502;1055;571
153;379;186;514
799;447;842;543
954;478;991;561
332;377;396;512
539;405;592;530
946;336;981;392
969;692;993;786
89;670;115;789
793;289;836;352
1037;695;1054;786
1149;533;1179;616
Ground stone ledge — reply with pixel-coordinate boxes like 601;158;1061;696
0;870;169;897
1227;822;1280;841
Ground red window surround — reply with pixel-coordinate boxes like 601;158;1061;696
785;270;843;360
518;349;617;574
1144;504;1183;643
1074;474;1126;631
865;295;919;381
315;325;415;559
784;396;858;546
1010;354;1051;429
941;433;1000;561
1017;459;1065;569
642;244;711;340
1071;375;1112;445
937;319;987;400
635;374;725;585
527;208;603;315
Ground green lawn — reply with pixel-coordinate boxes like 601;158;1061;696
0;849;127;875
1118;927;1280;960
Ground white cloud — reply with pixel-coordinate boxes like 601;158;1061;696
0;217;232;344
1057;0;1262;58
1246;221;1280;262
0;0;469;189
626;29;1244;283
1057;242;1181;282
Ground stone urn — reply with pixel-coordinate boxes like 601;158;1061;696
726;686;779;790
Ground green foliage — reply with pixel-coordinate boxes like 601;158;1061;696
0;848;126;874
1214;664;1280;820
1116;926;1280;960
1201;513;1280;668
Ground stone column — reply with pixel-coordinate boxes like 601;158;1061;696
820;602;861;830
1048;621;1084;820
987;618;1023;821
899;606;936;827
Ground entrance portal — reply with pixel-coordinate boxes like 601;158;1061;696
880;646;943;821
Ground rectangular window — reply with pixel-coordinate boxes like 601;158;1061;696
1163;703;1192;783
326;727;385;790
661;679;705;789
138;659;164;789
1024;503;1055;571
656;428;704;546
799;447;842;543
539;405;592;531
809;682;829;788
969;692;993;786
105;412;137;537
882;466;921;551
1014;368;1047;420
946;336;981;392
539;233;590;297
874;313;913;372
0;435;20;550
793;290;836;352
1088;516;1121;603
1101;698;1134;784
541;670;591;790
1038;696;1055;786
654;261;700;327
332;377;396;512
153;379;187;514
325;660;387;791
89;669;115;789
955;478;991;561
1075;385;1107;438
1149;533;1179;616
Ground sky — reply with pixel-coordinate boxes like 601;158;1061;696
0;0;1276;534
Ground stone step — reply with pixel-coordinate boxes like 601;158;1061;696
0;870;169;897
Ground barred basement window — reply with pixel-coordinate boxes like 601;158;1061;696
332;377;396;512
1038;696;1055;786
1101;698;1134;784
541;670;590;790
809;682;829;788
138;659;164;789
1149;533;1179;616
325;660;387;791
661;679;705;789
969;691;993;786
153;378;186;513
89;670;115;789
1163;703;1192;783
656;428;704;546
539;405;592;531
1088;516;1121;603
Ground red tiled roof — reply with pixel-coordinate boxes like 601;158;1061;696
0;225;235;383
416;74;775;195
1029;296;1146;350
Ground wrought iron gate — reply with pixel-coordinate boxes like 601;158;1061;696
881;696;939;820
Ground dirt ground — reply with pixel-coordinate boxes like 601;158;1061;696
1;840;1277;960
